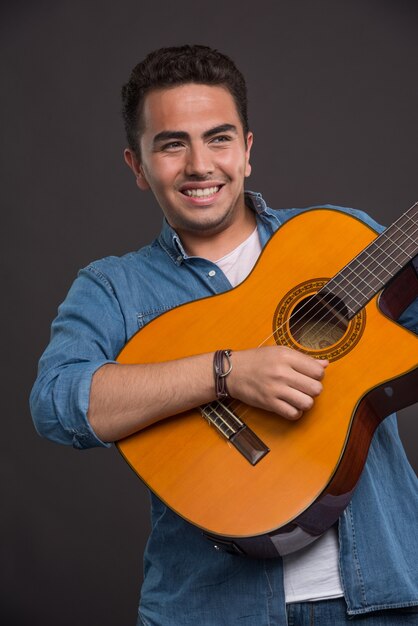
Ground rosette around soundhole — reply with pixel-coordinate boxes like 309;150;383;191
272;279;366;362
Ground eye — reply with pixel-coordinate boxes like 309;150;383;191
161;141;184;151
211;135;231;144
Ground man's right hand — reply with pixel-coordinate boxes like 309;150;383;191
228;346;328;421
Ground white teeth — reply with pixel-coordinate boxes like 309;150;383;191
184;186;220;197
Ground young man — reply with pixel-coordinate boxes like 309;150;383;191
31;45;417;625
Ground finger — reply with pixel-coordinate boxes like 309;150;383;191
277;386;316;413
271;398;304;421
286;370;324;397
288;353;328;380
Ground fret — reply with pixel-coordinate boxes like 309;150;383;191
386;222;416;249
325;277;364;318
371;230;414;268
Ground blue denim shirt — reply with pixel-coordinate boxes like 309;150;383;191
31;192;418;624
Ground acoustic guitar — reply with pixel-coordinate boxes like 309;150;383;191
116;205;418;558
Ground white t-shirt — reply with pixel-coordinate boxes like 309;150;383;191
215;227;344;603
215;226;261;287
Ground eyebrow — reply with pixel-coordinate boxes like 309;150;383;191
203;124;238;139
152;124;238;147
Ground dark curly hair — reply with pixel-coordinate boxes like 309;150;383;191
121;45;249;156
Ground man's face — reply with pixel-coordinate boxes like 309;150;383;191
125;83;253;241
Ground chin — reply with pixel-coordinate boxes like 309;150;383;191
185;214;232;235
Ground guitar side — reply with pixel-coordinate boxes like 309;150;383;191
116;209;417;547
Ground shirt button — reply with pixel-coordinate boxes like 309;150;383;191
176;255;183;263
208;270;216;277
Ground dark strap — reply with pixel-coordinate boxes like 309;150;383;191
213;349;232;399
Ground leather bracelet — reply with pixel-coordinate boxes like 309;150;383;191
213;349;233;400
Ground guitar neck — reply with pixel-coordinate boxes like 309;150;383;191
320;203;418;318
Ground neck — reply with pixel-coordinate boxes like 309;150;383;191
320;202;418;318
178;205;257;261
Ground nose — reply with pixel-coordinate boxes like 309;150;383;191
184;144;214;178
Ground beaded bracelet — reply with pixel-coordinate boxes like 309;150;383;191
213;349;233;400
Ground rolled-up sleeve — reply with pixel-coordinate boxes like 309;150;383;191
30;264;127;449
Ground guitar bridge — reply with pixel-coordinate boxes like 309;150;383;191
200;402;270;465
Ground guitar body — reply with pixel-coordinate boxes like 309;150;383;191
116;209;418;556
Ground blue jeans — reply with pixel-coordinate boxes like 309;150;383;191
286;598;418;625
138;598;418;625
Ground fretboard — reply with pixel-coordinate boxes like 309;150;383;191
319;202;418;318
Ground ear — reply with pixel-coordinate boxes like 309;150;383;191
124;148;150;191
244;132;253;178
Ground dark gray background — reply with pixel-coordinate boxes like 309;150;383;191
1;1;417;624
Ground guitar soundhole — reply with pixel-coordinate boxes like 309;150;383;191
273;278;366;362
289;293;348;350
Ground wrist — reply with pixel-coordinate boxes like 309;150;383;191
213;349;233;399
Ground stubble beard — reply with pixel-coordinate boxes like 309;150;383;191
171;200;242;240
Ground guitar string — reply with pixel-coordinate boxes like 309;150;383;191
201;207;418;425
322;217;418;313
258;216;418;353
216;222;418;420
201;402;240;435
260;210;418;350
330;214;418;296
305;214;418;344
222;218;418;425
301;218;418;347
202;214;418;423
218;214;417;405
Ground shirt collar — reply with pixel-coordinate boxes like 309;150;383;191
157;190;270;265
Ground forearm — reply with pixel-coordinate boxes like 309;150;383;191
88;353;216;442
88;346;328;442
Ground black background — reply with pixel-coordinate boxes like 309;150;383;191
1;1;417;624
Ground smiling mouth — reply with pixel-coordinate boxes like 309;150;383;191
181;185;223;198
